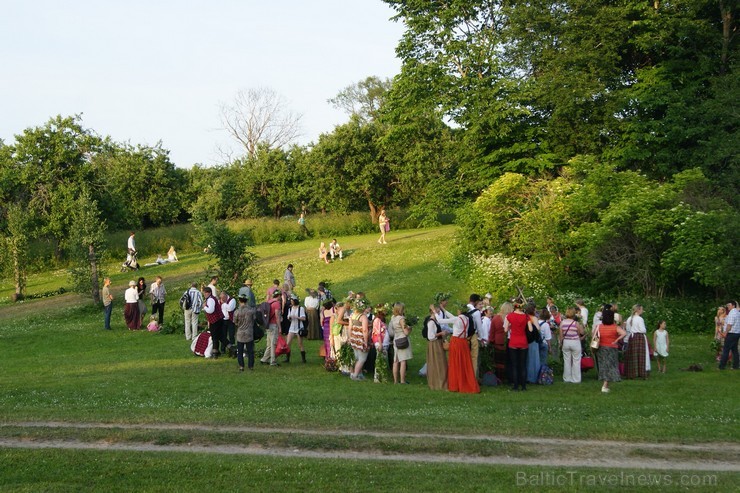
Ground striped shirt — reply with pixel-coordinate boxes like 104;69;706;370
726;308;740;334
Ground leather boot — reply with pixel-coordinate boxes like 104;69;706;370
301;350;306;363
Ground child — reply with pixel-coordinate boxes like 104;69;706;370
147;315;160;332
653;320;669;373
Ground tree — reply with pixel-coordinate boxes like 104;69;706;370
329;76;393;122
67;190;107;304
1;204;30;302
219;87;303;160
194;220;257;295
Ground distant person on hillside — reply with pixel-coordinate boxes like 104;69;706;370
378;209;389;244
329;239;343;260
127;231;136;254
124;280;140;330
298;212;308;236
167;245;178;262
102;277;113;330
283;264;296;290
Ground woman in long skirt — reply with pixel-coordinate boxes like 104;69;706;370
124;280;141;330
425;306;448;390
525;305;540;383
595;308;626;392
624;305;650;379
436;305;479;393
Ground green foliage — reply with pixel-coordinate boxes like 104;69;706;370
194;220;257;294
66;190;107;302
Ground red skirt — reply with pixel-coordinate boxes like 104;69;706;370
447;337;480;393
124;302;140;330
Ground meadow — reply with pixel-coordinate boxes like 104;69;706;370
0;226;737;491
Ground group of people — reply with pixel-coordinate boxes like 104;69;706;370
118;275;167;331
318;239;343;263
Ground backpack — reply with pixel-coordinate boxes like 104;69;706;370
537;364;554;385
179;290;192;310
463;309;479;338
421;315;442;339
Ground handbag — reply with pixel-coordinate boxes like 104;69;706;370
581;355;595;370
590;327;600;350
442;340;450;351
395;336;409;349
276;333;290;356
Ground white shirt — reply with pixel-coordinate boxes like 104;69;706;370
204;296;217;315
127;235;136;251
435;307;454;332
289;306;306;331
437;314;467;338
221;296;236;319
539;320;552;343
626;314;646;334
479;316;491;342
124;287;139;303
207;283;219;299
579;306;589;327
592;311;602;332
304;295;320;310
467;303;483;336
426;319;439;341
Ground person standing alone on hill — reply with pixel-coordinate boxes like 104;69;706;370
127;231;136;255
102;277;113;330
284;264;296;290
378;209;389;244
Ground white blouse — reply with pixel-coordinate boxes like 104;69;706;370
436;314;466;338
124;287;139;303
626;315;646;334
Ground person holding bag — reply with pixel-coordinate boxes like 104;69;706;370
388;302;412;384
285;296;307;363
595;308;626;393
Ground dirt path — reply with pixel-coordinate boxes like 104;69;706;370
2;421;738;472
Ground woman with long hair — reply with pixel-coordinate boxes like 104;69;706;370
372;304;389;382
425;305;448;390
136;277;147;327
490;302;512;383
377;209;389;244
525;304;541;384
559;307;585;383
625;304;650;379
284;296;307;363
389;302;412;384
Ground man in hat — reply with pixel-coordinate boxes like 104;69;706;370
238;278;256;307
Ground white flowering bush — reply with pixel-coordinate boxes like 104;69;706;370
468;253;547;301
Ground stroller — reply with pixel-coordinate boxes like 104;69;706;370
121;250;139;272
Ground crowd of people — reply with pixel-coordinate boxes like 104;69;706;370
106;230;739;385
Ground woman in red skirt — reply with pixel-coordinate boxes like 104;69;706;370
435;304;480;394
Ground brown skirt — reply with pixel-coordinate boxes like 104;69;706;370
306;308;321;340
426;339;448;391
124;302;140;330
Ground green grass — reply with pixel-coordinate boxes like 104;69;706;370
0;225;737;491
0;449;735;493
0;226;736;443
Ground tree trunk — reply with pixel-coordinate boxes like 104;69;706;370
719;0;733;75
368;200;378;224
12;244;25;302
89;244;101;305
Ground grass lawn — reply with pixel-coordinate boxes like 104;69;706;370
0;226;737;491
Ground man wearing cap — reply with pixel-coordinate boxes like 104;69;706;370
238;278;256;307
260;290;283;366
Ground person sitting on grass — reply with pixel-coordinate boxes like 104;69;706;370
146;315;160;332
329;239;343;260
319;242;330;264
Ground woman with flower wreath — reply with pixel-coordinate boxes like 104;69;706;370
389;302;412;384
332;298;352;374
435;303;479;393
349;298;372;381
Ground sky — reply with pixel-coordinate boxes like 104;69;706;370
0;0;405;167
